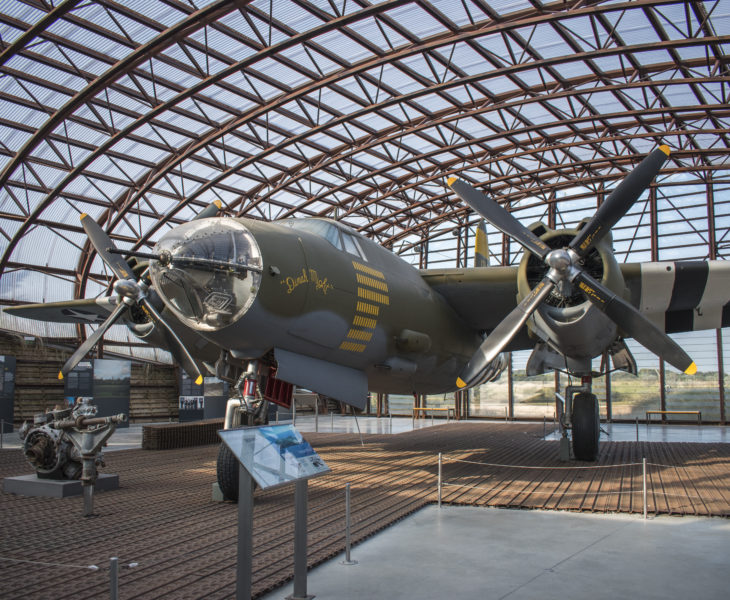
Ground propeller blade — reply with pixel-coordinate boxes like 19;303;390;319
192;199;222;221
457;278;555;388
140;298;204;385
448;177;551;260
80;213;134;280
570;146;670;257
58;301;127;379
573;271;696;375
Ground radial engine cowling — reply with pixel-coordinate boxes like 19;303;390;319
516;222;626;363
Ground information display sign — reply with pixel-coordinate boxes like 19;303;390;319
219;425;329;490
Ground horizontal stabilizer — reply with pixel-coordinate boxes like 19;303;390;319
3;297;118;324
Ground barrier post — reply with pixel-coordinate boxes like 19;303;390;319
642;458;647;520
0;419;4;449
110;557;119;600
341;482;357;565
438;452;442;508
636;417;639;442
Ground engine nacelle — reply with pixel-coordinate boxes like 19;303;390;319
517;221;626;365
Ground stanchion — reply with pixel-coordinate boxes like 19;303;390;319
341;483;357;565
636;417;639;442
288;479;313;599
110;557;119;600
437;452;442;508
331;411;334;431
315;398;319;433
237;464;254;600
1;419;4;449
642;457;648;520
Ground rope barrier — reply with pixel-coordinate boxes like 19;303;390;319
440;481;716;502
437;454;722;517
443;456;697;470
0;556;99;570
443;457;645;469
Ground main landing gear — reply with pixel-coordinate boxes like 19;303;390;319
216;361;269;502
559;375;600;462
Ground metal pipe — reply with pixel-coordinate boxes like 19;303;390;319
83;483;94;517
1;419;4;449
643;457;648;520
315;396;319;433
331;411;334;431
636;417;639;442
342;482;357;565
438;452;442;508
237;465;254;600
109;557;118;600
292;397;296;426
354;413;364;447
293;479;309;596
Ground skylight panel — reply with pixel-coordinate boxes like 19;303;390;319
552;59;593;79
383;4;448;39
611;10;660;46
203;83;258;113
313;30;374;64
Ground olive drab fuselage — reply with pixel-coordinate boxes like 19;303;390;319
183;218;482;395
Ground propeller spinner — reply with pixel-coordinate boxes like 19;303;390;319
449;145;696;389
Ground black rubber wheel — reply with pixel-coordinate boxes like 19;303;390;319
216;443;239;502
572;392;600;461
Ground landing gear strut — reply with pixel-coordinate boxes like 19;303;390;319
216;361;269;501
559;375;600;461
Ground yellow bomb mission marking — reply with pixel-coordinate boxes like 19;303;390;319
281;268;334;295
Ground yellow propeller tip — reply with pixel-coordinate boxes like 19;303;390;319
659;145;670;156
446;176;458;187
195;375;204;385
80;213;88;220
684;362;697;375
213;199;222;208
456;377;467;389
58;371;64;380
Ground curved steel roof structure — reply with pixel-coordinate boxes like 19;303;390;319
0;0;728;362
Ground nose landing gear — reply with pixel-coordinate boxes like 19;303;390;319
217;361;269;501
559;375;600;462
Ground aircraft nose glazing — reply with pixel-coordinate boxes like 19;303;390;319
149;219;263;332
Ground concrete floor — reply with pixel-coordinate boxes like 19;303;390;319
261;505;730;600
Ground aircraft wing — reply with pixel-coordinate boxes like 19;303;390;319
622;260;730;333
422;260;730;339
419;266;520;332
2;297;119;324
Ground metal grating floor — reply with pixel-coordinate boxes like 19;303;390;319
1;423;728;599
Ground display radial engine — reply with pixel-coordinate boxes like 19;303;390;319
6;144;730;476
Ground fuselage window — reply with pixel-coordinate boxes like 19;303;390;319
342;233;365;260
282;218;367;260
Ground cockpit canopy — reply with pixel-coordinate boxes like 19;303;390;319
282;218;368;261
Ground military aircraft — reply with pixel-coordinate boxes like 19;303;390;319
5;144;730;501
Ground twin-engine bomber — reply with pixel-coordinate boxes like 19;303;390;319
6;145;730;500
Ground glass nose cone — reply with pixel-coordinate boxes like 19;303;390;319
149;218;262;332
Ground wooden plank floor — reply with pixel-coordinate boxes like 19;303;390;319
1;422;728;599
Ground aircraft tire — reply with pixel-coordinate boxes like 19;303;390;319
572;392;600;461
216;443;239;502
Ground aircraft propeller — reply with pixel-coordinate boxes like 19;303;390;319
57;201;224;383
448;145;697;389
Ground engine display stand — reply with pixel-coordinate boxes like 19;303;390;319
2;473;119;498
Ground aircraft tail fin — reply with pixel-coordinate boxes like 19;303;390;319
474;219;489;267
